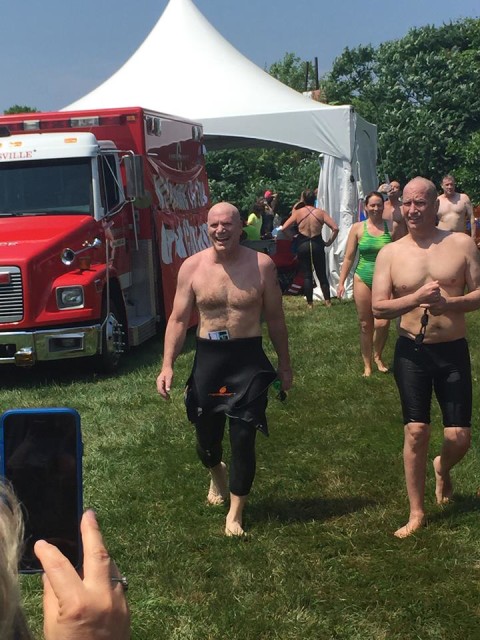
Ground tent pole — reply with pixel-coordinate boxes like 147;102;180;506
304;61;310;92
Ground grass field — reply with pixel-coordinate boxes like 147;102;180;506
2;297;480;639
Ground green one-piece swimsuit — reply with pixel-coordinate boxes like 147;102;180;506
355;221;392;288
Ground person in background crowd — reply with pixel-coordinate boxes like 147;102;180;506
241;209;256;241
380;181;407;238
261;190;278;237
246;200;264;240
337;191;397;376
278;189;338;308
437;174;475;238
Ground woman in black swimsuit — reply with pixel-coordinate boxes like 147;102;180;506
279;190;339;307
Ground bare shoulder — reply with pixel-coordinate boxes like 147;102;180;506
351;220;364;235
236;245;271;268
378;235;407;259
251;250;275;280
446;230;476;251
255;249;275;270
181;248;211;273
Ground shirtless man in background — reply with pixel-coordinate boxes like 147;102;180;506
437;174;475;237
382;181;407;238
372;177;480;538
157;202;292;536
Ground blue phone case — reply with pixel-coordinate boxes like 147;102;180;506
0;407;83;573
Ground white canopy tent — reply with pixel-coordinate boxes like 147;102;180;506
64;0;377;296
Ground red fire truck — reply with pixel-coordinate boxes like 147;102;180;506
0;107;210;370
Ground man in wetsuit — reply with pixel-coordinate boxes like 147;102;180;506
157;202;292;536
372;177;480;538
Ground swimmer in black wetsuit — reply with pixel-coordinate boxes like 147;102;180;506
373;177;480;539
279;189;338;308
157;202;292;537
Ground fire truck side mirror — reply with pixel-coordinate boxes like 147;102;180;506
124;155;146;201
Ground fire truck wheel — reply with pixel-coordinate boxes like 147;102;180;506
94;297;125;373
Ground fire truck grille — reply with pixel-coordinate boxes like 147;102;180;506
0;267;24;323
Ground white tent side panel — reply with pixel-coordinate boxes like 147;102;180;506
316;112;378;300
199;107;355;159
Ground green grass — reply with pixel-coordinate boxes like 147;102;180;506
2;298;480;639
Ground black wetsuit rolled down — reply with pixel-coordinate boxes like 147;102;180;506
184;337;277;496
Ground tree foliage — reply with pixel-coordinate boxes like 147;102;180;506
269;52;317;93
206;148;319;217
322;18;480;202
4;105;39;114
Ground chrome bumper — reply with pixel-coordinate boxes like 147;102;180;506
0;325;101;366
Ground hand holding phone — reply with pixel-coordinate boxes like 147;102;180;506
34;510;130;640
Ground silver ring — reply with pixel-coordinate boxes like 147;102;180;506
111;576;129;592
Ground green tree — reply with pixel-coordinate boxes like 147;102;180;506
206;148;319;217
269;52;317;92
4;105;39;114
322;18;480;202
451;130;480;203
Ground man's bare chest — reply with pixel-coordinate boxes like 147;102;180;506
193;268;262;311
438;196;465;216
392;248;464;293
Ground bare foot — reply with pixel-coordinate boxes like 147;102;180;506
225;518;246;537
374;357;389;373
394;515;425;538
207;462;228;505
433;456;453;504
324;300;332;308
307;303;313;310
362;368;372;378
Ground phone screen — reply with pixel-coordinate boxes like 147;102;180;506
0;408;83;572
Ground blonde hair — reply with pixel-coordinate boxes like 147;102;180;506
0;482;34;640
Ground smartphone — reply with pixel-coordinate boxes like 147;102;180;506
0;408;83;573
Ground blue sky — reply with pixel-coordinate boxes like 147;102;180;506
1;0;478;113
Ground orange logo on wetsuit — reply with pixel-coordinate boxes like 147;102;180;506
208;385;235;397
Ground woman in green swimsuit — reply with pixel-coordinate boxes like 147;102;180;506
337;191;398;376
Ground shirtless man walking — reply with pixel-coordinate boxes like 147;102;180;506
372;177;480;538
157;202;292;536
437;174;475;236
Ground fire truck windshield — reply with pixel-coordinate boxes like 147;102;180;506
0;157;93;216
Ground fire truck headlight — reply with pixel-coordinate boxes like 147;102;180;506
56;286;85;309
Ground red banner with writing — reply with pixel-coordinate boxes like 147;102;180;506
153;209;209;322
